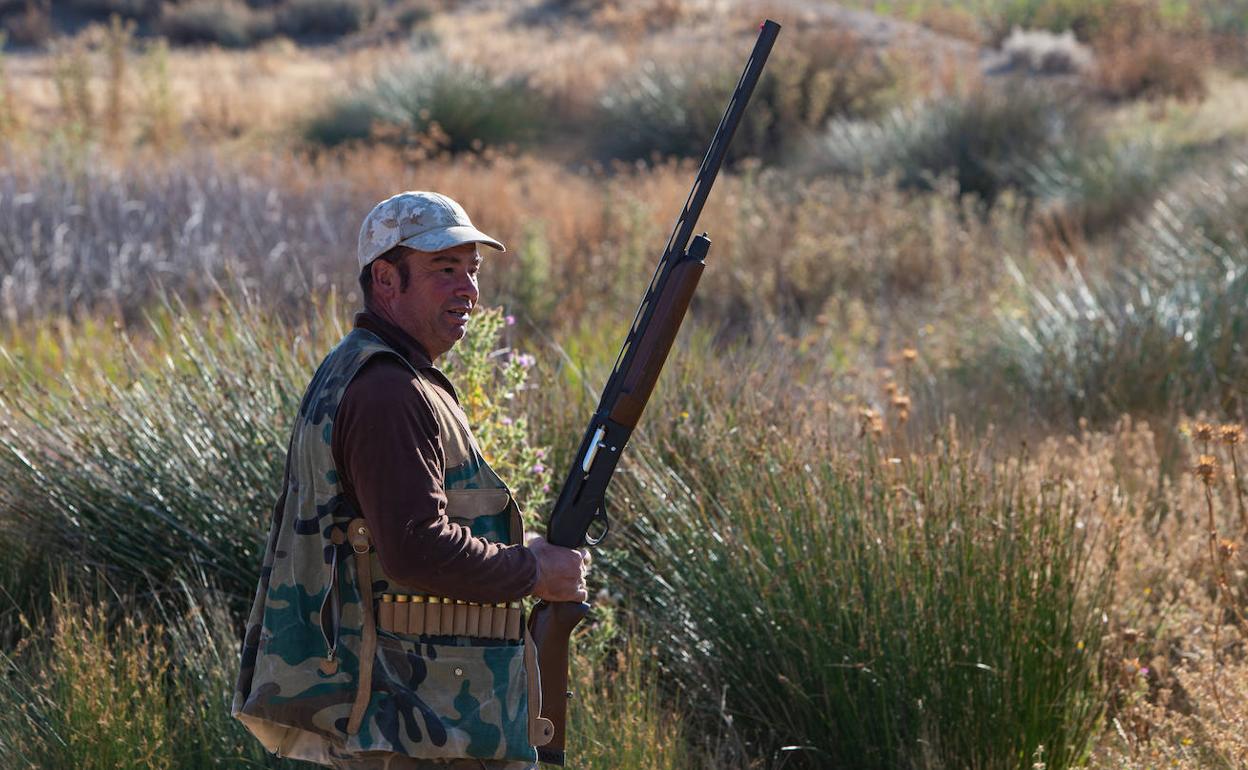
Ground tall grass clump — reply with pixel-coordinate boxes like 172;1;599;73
616;427;1117;769
0;292;550;602
985;158;1248;425
566;609;698;770
810;84;1082;204
593;27;896;164
0;575;304;769
304;59;549;153
1027;135;1179;238
0;294;329;602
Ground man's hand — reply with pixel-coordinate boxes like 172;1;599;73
527;534;590;603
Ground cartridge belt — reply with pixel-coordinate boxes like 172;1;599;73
377;594;524;641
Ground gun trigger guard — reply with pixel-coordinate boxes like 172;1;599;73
583;505;610;547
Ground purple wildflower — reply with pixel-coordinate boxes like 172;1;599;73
505;315;516;326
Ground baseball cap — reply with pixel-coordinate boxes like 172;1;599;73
357;191;505;270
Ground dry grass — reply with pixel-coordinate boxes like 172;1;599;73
1021;417;1248;768
1;35;388;150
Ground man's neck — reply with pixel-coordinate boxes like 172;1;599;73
357;308;434;368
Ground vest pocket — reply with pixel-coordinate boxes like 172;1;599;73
444;487;524;546
349;634;536;763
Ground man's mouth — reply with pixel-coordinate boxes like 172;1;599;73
447;308;471;324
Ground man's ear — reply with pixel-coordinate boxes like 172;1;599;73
373;260;393;290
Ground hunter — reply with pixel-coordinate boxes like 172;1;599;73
233;191;588;769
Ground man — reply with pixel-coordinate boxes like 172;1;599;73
233;191;588;769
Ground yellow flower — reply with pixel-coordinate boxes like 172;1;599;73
902;347;918;363
1193;422;1216;443
1220;424;1243;446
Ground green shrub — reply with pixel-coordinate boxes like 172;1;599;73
158;0;270;48
616;430;1117;769
302;90;382;145
304;59;548;152
982;157;1248;425
594;27;895;164
811;84;1084;203
275;0;375;38
1028;135;1180;237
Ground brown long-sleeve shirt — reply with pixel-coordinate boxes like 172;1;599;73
331;311;537;602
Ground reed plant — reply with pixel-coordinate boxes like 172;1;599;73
611;418;1118;769
0;293;327;602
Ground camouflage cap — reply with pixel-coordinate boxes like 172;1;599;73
357;191;505;269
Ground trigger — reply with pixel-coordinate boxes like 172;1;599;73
583;503;610;546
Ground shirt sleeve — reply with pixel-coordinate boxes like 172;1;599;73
332;356;538;603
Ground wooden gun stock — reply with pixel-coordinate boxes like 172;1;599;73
528;599;591;766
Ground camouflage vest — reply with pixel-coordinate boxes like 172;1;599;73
232;328;549;766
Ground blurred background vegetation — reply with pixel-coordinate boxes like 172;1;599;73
1;0;1247;767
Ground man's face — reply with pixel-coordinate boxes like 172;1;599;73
373;243;481;359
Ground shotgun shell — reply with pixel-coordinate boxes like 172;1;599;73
466;602;481;637
425;596;443;636
478;603;495;638
505;601;522;641
491;602;508;639
439;596;455;633
393;594;410;636
408;595;426;635
452;599;468;636
379;593;395;633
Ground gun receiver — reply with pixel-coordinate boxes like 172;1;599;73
528;19;780;766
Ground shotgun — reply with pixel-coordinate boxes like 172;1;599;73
527;19;781;766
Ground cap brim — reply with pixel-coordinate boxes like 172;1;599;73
399;225;506;254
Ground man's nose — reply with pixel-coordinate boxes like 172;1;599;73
455;273;479;303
